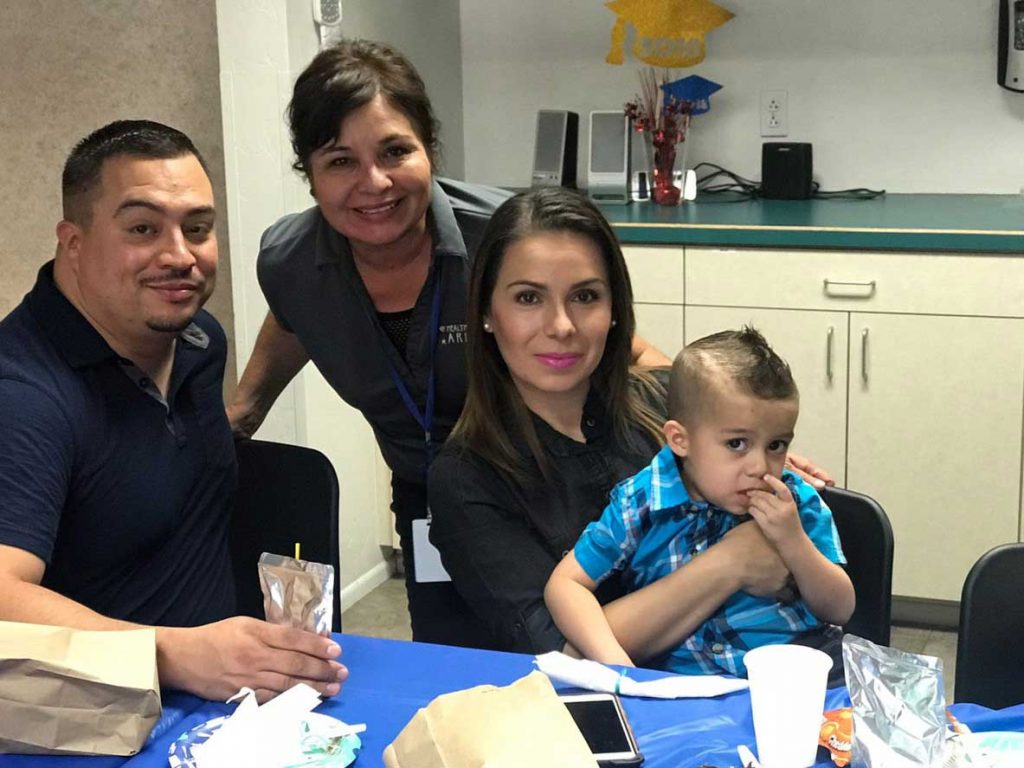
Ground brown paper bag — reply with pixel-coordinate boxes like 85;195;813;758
0;621;162;755
382;671;598;768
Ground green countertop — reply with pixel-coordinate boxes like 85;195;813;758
599;194;1024;253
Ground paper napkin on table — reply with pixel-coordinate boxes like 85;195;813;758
191;683;363;768
534;651;749;699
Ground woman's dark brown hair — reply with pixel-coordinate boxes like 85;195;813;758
451;187;665;483
288;38;440;178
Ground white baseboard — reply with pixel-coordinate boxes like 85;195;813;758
340;559;392;614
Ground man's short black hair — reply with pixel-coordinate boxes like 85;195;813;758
62;119;208;225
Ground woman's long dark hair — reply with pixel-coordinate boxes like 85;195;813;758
450;188;665;484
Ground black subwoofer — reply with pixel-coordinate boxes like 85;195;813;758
761;142;813;200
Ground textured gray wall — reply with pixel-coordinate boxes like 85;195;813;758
0;0;235;384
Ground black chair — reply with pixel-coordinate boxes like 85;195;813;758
820;486;894;646
230;438;342;632
955;543;1024;708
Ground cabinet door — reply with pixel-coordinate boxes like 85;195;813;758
634;303;684;362
622;246;684;305
685;306;849;486
847;313;1024;602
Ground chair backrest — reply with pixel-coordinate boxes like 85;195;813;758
955;543;1024;708
230;438;342;632
819;486;894;646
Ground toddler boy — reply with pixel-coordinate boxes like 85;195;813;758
544;327;854;677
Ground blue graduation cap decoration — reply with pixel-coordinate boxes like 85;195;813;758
660;74;722;115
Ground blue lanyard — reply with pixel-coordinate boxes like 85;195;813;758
384;276;444;474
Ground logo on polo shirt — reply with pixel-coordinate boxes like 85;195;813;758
439;323;467;345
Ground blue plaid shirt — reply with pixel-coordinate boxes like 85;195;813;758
574;444;846;677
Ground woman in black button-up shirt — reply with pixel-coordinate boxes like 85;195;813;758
429;189;822;657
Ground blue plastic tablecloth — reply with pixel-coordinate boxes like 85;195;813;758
2;633;1022;768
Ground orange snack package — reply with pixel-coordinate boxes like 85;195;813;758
819;708;853;767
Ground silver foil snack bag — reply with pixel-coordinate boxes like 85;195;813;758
842;634;949;768
258;552;335;636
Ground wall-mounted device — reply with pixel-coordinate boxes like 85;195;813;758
999;0;1024;92
762;142;813;200
587;111;631;205
531;110;578;188
313;0;342;49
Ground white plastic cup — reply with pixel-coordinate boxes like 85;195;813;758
744;645;832;768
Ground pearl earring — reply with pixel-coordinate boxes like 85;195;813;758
483;321;492;332
611;319;618;327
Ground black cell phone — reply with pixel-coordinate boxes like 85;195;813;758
559;692;644;767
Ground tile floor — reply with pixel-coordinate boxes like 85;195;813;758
342;576;959;702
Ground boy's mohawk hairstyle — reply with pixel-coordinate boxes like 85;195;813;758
670;325;797;422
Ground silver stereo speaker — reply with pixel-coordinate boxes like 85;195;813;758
587;111;631;205
531;110;578;188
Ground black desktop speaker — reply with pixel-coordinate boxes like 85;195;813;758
762;142;813;200
531;110;579;188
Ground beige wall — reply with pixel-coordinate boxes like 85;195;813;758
0;0;236;384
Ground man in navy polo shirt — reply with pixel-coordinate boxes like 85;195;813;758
0;120;347;702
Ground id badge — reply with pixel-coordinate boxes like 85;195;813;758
411;517;452;583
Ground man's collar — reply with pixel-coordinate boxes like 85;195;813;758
27;260;208;369
180;323;210;349
314;178;469;268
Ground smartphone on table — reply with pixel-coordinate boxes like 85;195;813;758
559;692;644;767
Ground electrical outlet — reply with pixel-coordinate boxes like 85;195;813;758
760;89;788;137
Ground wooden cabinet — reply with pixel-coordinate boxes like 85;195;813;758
626;244;1024;603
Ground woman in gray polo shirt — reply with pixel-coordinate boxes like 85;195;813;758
227;39;672;647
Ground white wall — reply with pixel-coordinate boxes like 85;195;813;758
339;0;466;179
460;0;1024;193
218;0;381;613
218;0;467;612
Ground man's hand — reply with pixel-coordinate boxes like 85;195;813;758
157;617;348;703
719;519;791;597
785;452;834;489
747;474;804;549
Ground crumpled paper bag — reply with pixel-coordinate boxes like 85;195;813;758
382;671;598;768
0;621;161;755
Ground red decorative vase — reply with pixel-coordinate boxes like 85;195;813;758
650;141;680;205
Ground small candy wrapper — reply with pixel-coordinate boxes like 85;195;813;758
819;708;854;767
258;552;334;636
842;634;949;768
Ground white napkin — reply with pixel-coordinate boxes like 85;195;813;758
191;683;363;768
534;651;749;699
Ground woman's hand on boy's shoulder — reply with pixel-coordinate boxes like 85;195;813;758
785;452;835;489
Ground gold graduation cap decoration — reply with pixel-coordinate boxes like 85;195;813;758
605;0;735;67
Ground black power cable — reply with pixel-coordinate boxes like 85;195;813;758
692;162;885;201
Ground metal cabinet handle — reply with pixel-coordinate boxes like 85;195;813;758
823;279;876;299
861;328;869;383
826;326;834;383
